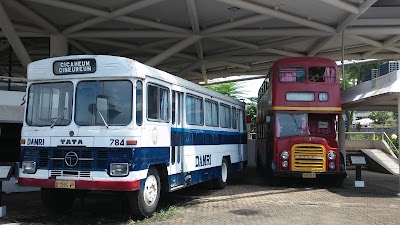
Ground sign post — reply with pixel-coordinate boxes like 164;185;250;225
350;156;367;188
0;162;15;217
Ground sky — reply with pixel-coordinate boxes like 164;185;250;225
237;78;264;100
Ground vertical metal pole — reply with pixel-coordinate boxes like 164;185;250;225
397;96;400;197
340;31;346;168
341;31;345;90
8;46;12;91
0;181;2;205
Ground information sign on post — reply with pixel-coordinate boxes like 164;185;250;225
0;162;15;218
350;156;367;188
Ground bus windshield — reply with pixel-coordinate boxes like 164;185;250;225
26;82;73;126
75;80;132;126
276;113;308;137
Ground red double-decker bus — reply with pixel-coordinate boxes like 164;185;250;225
256;57;346;186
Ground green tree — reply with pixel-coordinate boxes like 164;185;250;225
205;82;243;100
339;63;379;132
368;111;391;124
246;97;257;132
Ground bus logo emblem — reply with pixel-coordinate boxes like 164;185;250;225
65;151;79;167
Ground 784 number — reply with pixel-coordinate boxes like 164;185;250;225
110;139;125;146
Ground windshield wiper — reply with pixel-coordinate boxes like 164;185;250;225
50;107;66;128
97;108;109;129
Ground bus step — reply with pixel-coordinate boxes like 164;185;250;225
170;185;186;192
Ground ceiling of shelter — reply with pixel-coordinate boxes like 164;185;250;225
1;0;400;83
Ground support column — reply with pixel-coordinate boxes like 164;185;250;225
338;113;346;170
50;34;69;57
398;96;400;197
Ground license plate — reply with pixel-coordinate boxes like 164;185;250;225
55;180;75;189
302;173;316;179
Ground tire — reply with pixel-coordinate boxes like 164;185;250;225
212;158;229;189
128;167;161;218
266;154;280;186
41;188;75;213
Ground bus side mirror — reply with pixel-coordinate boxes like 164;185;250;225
265;116;271;123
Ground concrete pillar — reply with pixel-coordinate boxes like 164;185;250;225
50;34;69;57
338;113;346;170
398;96;400;197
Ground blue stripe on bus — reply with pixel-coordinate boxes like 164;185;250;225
131;147;170;171
166;161;244;191
171;128;247;146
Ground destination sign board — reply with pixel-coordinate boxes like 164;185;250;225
53;59;96;75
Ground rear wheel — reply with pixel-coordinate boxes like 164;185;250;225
41;188;75;213
128;167;161;218
212;158;229;189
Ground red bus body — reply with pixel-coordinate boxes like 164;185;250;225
256;57;346;182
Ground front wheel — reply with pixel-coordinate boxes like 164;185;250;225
128;167;161;218
212;158;229;189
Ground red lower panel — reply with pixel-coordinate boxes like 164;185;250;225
18;178;140;191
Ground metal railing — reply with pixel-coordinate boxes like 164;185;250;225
345;131;398;156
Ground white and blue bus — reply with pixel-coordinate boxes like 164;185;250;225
18;55;247;217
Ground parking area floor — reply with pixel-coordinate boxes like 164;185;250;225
1;168;400;225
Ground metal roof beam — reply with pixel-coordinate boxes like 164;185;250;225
208;29;331;37
216;0;335;33
307;36;336;56
202;14;270;34
336;0;377;32
319;0;359;14
0;1;31;70
25;0;190;34
6;0;58;34
146;35;202;66
62;0;165;34
68;39;93;54
66;30;190;38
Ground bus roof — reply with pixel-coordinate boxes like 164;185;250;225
27;55;244;107
273;57;337;68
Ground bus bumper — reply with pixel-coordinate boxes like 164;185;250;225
18;177;141;191
273;171;347;178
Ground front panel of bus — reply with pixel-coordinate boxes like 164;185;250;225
19;57;145;191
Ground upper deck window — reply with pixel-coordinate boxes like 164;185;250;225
309;67;336;83
279;66;305;82
26;82;73;126
75;80;132;126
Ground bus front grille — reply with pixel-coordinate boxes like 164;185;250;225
292;144;325;172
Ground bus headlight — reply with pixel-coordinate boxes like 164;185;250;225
281;151;289;160
327;151;336;160
110;163;129;176
329;162;336;170
282;161;288;168
22;161;36;174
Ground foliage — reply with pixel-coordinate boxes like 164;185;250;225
368;111;391;124
205;82;243;100
339;63;379;132
245;97;257;132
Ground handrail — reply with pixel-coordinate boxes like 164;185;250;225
345;131;398;156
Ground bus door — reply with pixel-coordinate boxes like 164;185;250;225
170;90;184;188
239;109;246;167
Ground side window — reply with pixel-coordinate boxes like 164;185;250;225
220;104;231;128
205;99;218;127
232;107;237;129
136;80;143;126
186;94;203;125
279;66;305;82
147;84;169;122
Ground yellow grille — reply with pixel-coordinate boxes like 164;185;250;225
291;144;326;172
